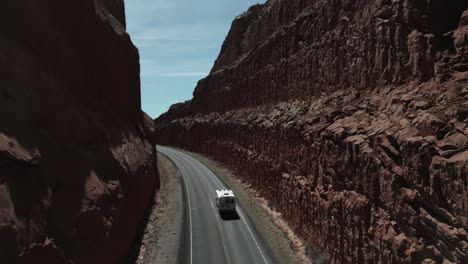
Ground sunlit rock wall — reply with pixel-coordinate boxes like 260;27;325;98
157;1;468;263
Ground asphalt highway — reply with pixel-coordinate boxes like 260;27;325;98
157;146;277;264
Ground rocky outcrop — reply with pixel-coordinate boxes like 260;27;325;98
157;0;468;263
0;1;158;263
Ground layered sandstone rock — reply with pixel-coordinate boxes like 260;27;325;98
0;1;158;263
157;0;468;263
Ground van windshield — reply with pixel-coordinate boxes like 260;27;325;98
220;197;235;204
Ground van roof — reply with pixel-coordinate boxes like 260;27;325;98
216;189;235;198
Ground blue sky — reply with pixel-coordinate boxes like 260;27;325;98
125;0;266;118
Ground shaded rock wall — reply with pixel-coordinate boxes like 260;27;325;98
0;0;158;263
157;1;468;263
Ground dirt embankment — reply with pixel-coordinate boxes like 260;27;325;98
135;153;183;264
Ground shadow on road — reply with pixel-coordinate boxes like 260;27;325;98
220;210;240;221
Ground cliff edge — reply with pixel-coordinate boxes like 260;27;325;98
157;0;468;263
0;0;158;263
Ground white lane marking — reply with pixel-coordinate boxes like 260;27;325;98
174;149;269;264
168;149;232;264
158;148;193;264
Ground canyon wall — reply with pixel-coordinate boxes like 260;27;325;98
157;0;468;263
0;1;159;263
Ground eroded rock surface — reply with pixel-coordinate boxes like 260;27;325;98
157;1;468;263
0;1;158;263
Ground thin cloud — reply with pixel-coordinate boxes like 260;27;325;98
140;62;208;78
132;33;201;48
158;72;208;77
134;36;201;41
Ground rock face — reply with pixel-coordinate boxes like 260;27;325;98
0;1;159;263
157;0;468;263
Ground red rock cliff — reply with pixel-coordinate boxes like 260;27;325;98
157;0;468;263
0;0;159;263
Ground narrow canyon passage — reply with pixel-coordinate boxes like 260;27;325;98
158;146;276;264
1;0;467;263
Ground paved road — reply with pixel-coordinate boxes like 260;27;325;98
157;146;276;264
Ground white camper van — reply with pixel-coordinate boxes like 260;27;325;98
215;189;236;213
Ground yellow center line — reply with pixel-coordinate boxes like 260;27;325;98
172;150;232;264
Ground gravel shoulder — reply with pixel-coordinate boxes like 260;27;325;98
136;153;183;264
174;148;327;264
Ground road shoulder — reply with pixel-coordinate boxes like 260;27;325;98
137;153;183;264
174;148;327;264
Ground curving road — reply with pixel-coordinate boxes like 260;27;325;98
157;146;277;264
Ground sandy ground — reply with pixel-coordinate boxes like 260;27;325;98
177;148;327;264
136;153;183;264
